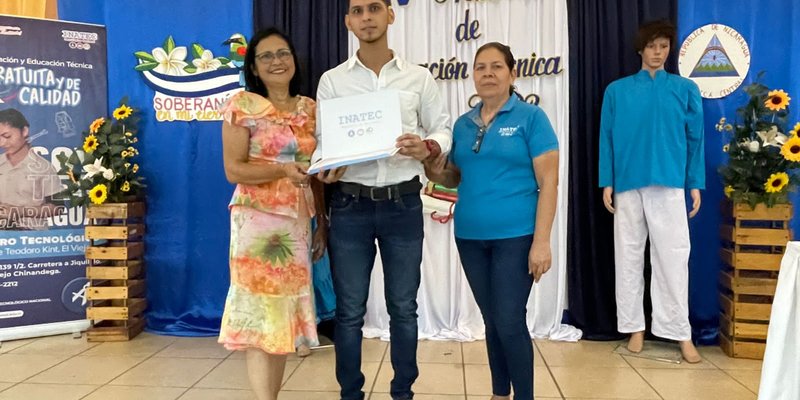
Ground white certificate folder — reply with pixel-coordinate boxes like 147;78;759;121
308;90;402;174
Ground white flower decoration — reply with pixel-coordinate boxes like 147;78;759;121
152;46;188;75
83;157;115;180
756;125;788;148
192;50;222;72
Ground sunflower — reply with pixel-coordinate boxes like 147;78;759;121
121;181;131;192
765;89;790;111
790;122;800;137
765;172;790;193
113;105;133;120
89;117;105;134
132;164;139;173
724;186;734;198
82;134;98;153
121;150;129;158
781;136;800;162
89;184;108;205
722;144;730;152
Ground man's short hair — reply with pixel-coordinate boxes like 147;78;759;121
349;0;392;10
0;108;30;131
636;20;676;52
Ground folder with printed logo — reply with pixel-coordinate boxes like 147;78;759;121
308;90;402;174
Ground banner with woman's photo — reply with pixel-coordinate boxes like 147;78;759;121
0;15;107;340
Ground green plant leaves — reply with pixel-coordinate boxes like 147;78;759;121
134;51;156;63
163;35;176;54
134;62;158;72
191;43;205;59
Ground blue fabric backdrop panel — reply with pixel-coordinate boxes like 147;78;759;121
58;0;253;335
678;0;800;344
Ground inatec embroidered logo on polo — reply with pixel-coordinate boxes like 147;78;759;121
498;126;519;137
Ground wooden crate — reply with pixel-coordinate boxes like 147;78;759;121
87;260;143;280
86;242;144;260
87;280;146;300
85;224;145;240
719;292;772;322
86;318;146;342
84;202;146;341
719;270;777;296
719;332;766;360
86;298;147;321
86;202;146;219
719;202;791;360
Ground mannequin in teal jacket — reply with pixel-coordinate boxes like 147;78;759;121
599;20;704;364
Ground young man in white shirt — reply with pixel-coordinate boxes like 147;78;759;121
314;1;452;399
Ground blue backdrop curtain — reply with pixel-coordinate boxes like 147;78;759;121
678;0;800;344
565;0;677;340
58;0;253;336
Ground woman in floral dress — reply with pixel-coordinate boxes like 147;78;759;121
219;27;326;400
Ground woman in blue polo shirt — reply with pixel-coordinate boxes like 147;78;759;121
424;42;559;400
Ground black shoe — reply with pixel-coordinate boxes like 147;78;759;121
317;319;336;341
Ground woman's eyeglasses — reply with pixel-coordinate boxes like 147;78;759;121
472;126;487;153
255;49;292;64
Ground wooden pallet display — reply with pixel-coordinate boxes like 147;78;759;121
84;202;147;341
719;202;791;360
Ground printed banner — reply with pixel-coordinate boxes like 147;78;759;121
0;16;107;336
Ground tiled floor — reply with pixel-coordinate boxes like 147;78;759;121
0;333;761;399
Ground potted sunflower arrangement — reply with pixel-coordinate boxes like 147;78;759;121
57;100;148;342
56;98;144;206
718;81;800;208
716;81;798;360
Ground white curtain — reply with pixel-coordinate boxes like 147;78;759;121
352;0;580;341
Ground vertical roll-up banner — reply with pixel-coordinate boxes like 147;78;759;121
0;16;107;341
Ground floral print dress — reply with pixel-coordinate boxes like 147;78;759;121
218;91;319;354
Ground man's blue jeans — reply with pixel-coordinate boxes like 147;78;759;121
329;187;423;400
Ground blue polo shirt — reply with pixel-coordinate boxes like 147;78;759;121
598;69;705;193
451;95;559;240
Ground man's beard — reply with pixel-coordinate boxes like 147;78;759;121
360;29;386;44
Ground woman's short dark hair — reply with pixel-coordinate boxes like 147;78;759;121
0;108;29;130
475;42;518;96
636;20;677;52
243;27;303;98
